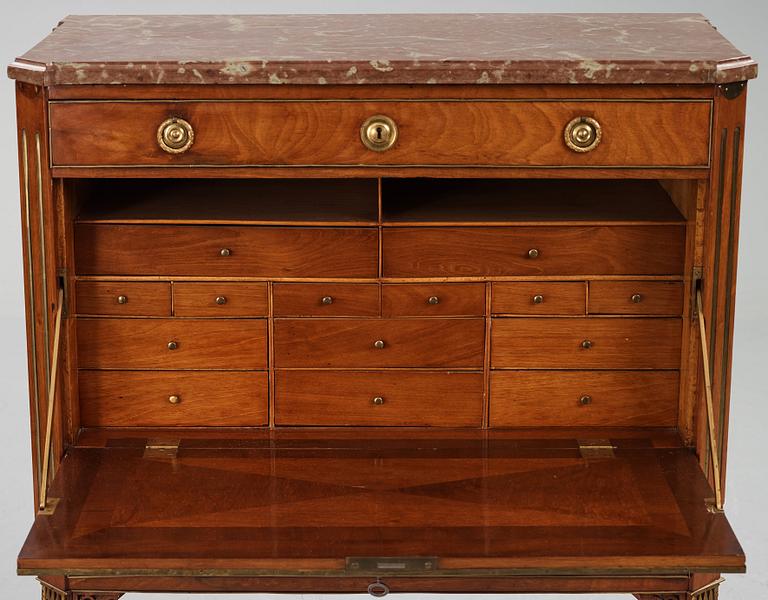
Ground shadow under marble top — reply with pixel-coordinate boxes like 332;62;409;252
7;13;757;86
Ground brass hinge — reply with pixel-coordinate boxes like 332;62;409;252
144;438;180;459
578;439;616;459
346;556;439;574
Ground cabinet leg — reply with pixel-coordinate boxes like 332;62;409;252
633;578;721;600
40;581;123;600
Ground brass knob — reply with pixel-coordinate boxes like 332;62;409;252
581;339;593;349
372;396;385;405
427;296;440;305
116;295;128;305
219;248;231;257
564;116;602;153
373;340;385;349
167;341;178;350
321;296;334;305
631;293;643;303
360;115;398;151
532;294;544;305
157;117;194;154
579;395;592;406
168;395;181;405
215;296;227;305
527;248;540;259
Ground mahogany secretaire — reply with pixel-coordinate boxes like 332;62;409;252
7;13;757;600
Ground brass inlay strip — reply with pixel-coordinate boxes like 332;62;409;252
696;288;723;511
38;288;64;512
22;129;43;491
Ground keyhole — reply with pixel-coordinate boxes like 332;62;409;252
375;126;384;141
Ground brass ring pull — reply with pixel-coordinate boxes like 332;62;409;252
581;339;593;349
167;341;179;350
157;117;194;154
168;395;181;405
116;295;128;305
532;294;544;305
367;582;390;597
360;115;398;152
579;394;592;406
631;293;643;303
372;396;385;405
373;340;385;349
427;296;440;305
215;296;227;305
527;248;540;259
564;116;602;153
322;296;334;305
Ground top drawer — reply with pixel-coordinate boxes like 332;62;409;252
49;100;711;168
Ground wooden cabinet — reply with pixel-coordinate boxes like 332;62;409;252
9;12;755;600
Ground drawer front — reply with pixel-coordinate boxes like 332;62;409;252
77;318;267;369
50;100;710;167
75;224;378;278
589;281;684;315
276;371;483;426
79;370;268;427
173;282;269;317
491;371;679;427
491;317;681;369
382;283;486;317
383;226;685;277
492;282;585;315
75;281;171;316
274;318;485;368
273;283;380;317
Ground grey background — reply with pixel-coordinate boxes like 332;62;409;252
0;1;765;599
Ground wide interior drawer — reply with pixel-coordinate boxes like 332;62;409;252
491;317;681;369
383;226;685;277
275;371;483;426
273;318;485;368
49;100;711;167
491;370;679;427
79;370;268;427
77;318;268;369
74;224;378;278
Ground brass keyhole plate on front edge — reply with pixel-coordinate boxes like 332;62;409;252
360;115;398;152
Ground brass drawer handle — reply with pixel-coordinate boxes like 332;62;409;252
579;395;592;406
360;115;398;151
157;117;194;154
372;396;385;405
581;339;593;349
527;248;540;259
321;296;334;305
373;340;385;349
631;293;643;303
427;296;440;305
219;248;231;257
116;295;128;305
532;294;544;305
168;395;181;405
167;341;179;350
215;296;227;305
564;116;602;153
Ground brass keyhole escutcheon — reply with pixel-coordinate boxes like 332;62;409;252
157;117;194;154
360;115;398;151
564;116;602;153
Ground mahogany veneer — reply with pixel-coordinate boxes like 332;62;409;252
9;12;755;600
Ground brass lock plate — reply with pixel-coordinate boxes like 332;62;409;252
346;556;439;574
360;115;398;151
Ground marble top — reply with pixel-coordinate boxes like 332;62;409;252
8;13;757;86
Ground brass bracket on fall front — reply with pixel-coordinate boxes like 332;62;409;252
38;288;64;513
695;287;724;512
719;81;745;100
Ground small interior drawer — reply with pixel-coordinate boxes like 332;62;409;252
273;283;380;317
492;282;585;315
75;281;171;316
491;317;681;369
275;370;483;427
274;318;485;368
588;280;684;315
79;370;268;427
173;282;268;317
491;370;679;427
382;283;486;316
77;318;268;370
